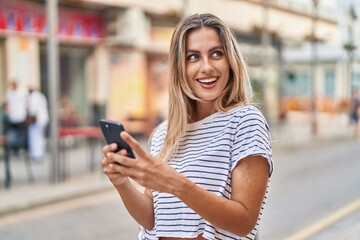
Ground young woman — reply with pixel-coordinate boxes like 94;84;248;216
101;13;273;240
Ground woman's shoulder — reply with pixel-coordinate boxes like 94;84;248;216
229;104;268;129
151;120;168;139
230;104;264;118
156;120;168;131
148;120;167;154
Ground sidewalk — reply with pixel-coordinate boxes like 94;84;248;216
0;140;114;216
0;135;151;215
0;113;358;236
270;111;355;149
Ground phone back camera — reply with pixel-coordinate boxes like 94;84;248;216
105;124;112;133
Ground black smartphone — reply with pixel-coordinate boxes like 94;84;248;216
99;119;135;158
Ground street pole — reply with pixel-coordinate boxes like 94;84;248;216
311;0;319;137
344;4;357;97
261;0;271;120
47;0;60;183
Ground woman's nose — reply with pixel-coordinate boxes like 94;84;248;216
201;59;214;73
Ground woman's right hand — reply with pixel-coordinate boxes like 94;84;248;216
101;143;129;187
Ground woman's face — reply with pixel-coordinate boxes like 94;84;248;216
185;27;230;106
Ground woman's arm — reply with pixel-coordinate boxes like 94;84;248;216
102;144;154;230
112;132;270;237
175;155;270;236
114;180;154;230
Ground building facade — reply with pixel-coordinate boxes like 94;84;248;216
281;0;360;117
0;0;340;134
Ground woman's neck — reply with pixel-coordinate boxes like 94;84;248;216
190;102;217;122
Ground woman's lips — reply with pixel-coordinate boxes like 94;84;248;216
197;77;218;89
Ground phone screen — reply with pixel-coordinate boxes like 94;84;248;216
99;119;135;158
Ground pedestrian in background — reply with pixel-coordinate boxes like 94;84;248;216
26;86;49;161
1;101;9;135
5;80;29;152
101;13;273;240
350;89;360;138
59;95;77;127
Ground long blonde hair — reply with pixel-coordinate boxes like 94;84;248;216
158;13;252;161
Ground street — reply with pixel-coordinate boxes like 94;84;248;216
260;137;360;239
0;190;139;240
0;138;359;239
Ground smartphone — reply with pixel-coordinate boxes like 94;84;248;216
99;119;135;158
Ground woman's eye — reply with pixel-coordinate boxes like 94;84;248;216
212;51;223;58
187;54;198;61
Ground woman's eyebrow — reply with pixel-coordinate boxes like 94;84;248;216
186;49;199;54
186;45;224;53
209;45;224;51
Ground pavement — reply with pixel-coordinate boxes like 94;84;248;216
0;111;359;239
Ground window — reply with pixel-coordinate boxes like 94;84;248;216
352;72;360;92
324;69;335;96
283;71;311;96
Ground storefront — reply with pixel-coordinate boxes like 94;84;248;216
0;0;105;126
0;38;5;103
103;10;174;135
106;50;170;135
40;44;94;125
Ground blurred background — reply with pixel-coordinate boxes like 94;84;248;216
0;0;359;239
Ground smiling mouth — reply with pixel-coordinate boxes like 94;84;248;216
197;77;218;85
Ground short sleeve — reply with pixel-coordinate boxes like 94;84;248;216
230;108;273;176
149;121;167;156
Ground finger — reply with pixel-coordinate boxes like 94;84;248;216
101;155;117;166
110;162;138;178
119;148;128;156
102;165;117;174
108;152;137;168
102;143;118;156
103;161;124;173
120;132;148;158
108;162;131;175
106;152;121;164
101;157;109;167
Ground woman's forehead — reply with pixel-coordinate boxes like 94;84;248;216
186;27;222;50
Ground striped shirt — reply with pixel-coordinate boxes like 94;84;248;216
139;105;273;240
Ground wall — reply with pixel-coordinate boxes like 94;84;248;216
5;36;39;89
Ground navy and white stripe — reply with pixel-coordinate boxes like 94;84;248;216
139;105;273;240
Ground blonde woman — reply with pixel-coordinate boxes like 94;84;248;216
102;13;273;240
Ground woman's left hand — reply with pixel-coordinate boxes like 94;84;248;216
107;131;182;193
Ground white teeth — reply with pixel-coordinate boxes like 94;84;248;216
198;78;217;83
